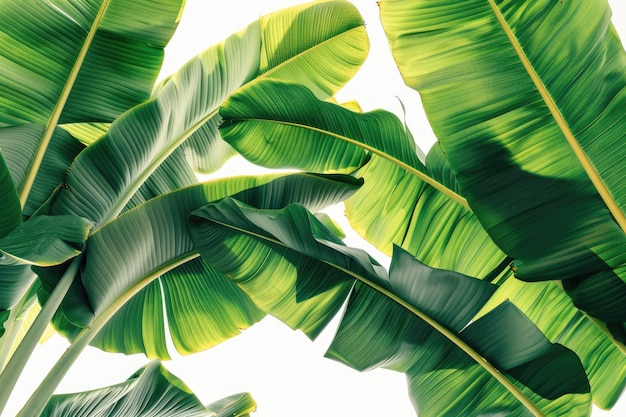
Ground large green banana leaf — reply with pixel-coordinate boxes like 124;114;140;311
379;0;626;323
40;361;255;417
217;77;626;407
40;174;361;358
0;0;184;127
189;199;591;416
49;0;368;228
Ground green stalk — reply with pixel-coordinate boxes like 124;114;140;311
0;257;81;415
16;253;199;417
0;278;38;373
18;0;111;208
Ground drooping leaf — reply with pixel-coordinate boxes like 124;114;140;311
379;0;626;322
190;201;591;416
40;361;254;417
189;199;378;338
220;79;421;176
219;78;502;276
0;215;91;267
42;174;361;358
50;0;368;227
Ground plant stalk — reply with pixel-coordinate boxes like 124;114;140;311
16;252;198;417
0;278;38;373
0;256;81;416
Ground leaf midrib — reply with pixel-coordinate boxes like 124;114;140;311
19;0;112;208
205;212;546;417
486;0;626;233
233;117;470;209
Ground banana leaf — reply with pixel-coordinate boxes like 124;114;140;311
0;0;184;127
49;0;368;228
379;0;626;323
40;361;255;417
189;199;591;416
217;74;626;407
40;173;361;358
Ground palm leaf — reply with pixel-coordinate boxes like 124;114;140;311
379;0;626;323
42;174;361;358
49;0;368;228
189;199;591;416
40;361;255;417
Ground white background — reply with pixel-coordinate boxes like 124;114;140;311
5;1;626;416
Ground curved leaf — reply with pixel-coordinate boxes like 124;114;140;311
222;61;626;407
44;174;361;358
0;215;91;267
41;361;253;417
380;0;626;322
190;200;591;416
50;0;368;227
220;79;421;177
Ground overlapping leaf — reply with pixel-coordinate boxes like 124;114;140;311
219;79;502;276
379;0;626;323
189;200;591;416
50;0;368;228
44;174;361;358
217;62;626;407
41;361;255;417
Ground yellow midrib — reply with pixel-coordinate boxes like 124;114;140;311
487;0;626;233
204;212;546;417
19;0;112;208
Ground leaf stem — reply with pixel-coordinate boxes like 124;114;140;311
0;278;38;373
18;0;112;208
15;252;199;417
0;256;81;416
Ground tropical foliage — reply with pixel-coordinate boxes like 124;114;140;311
0;0;624;416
